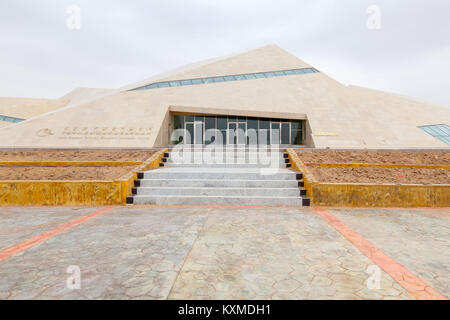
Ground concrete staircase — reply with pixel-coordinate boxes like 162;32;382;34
126;147;310;206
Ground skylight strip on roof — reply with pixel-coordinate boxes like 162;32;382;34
418;124;450;146
0;114;25;123
131;67;319;91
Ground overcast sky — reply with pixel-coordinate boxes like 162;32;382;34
1;0;449;107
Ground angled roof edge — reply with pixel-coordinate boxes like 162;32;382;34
348;85;450;110
58;87;115;107
0;45;315;132
121;44;312;91
0;88;122;132
119;45;271;91
0;47;265;131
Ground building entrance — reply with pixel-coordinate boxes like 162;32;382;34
171;115;304;146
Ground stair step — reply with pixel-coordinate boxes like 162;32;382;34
131;195;305;206
138;179;300;188
168;148;286;151
165;154;287;160
134;187;302;197
127;150;308;206
162;162;287;168
142;168;297;180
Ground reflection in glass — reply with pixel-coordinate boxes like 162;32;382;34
134;68;319;91
291;130;302;145
238;123;246;145
281;123;290;144
194;122;203;144
271;123;280;145
259;119;270;130
185;123;194;144
217;117;227;129
258;130;269;145
228;123;237;145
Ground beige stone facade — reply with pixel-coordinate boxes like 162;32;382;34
0;45;448;149
0;97;65;120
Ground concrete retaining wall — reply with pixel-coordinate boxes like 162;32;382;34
286;149;450;207
0;149;167;206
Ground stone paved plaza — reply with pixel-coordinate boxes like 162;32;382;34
0;206;448;300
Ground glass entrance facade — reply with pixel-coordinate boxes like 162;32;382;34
171;115;303;145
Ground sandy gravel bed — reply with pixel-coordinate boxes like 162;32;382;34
0;166;137;180
0;150;156;162
296;150;450;165
308;166;450;184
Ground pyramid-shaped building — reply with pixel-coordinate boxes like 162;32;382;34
0;44;449;149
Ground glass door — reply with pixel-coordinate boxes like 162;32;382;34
172;115;303;146
184;120;203;144
194;121;203;144
227;122;237;145
281;122;290;145
271;122;280;145
228;122;246;145
237;122;246;145
185;122;194;144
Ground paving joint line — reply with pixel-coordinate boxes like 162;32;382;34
314;207;447;300
166;209;212;299
0;206;116;262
